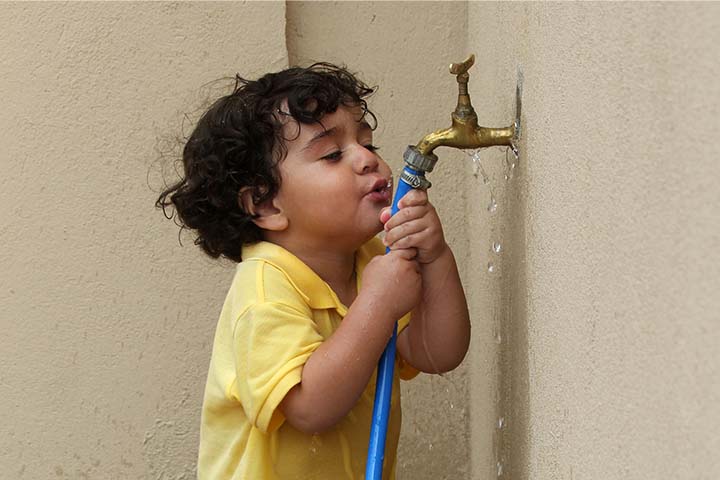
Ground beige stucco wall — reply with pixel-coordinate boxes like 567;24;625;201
1;2;474;479
0;3;287;478
3;2;719;479
468;3;720;479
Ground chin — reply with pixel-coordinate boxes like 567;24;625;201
356;224;383;247
370;219;385;236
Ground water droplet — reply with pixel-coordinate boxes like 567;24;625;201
498;417;505;429
497;462;504;476
494;331;502;344
488;196;497;213
492;242;502;253
488;262;495;273
464;149;490;183
504;146;519;181
429;442;434;451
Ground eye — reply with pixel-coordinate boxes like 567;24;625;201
364;144;380;153
320;150;342;162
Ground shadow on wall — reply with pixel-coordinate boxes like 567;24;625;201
500;147;530;480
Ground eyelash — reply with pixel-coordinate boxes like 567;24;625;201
321;144;380;162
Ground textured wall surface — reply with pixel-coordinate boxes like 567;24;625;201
0;3;287;478
287;3;473;479
468;3;720;479
5;2;717;480
1;2;474;479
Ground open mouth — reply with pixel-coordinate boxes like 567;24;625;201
366;178;392;203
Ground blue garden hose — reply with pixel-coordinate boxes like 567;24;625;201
366;165;427;480
364;55;520;478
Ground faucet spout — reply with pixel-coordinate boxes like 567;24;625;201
416;124;515;156
414;54;516;157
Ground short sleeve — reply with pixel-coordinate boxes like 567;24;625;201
232;302;324;434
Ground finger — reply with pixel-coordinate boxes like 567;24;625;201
384;205;428;231
384;219;428;246
397;189;427;208
379;207;392;224
397;189;428;209
390;247;418;260
388;229;430;251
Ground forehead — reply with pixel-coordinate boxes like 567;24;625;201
280;104;371;146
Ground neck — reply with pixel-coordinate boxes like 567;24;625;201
266;235;357;296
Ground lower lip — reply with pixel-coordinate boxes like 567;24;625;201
365;189;391;203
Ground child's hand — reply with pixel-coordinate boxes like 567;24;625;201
362;248;422;320
380;189;448;264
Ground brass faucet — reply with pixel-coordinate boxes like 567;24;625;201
400;54;520;188
415;54;517;157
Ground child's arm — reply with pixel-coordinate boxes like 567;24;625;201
279;248;422;434
381;190;471;373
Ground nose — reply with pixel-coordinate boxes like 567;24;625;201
353;145;379;174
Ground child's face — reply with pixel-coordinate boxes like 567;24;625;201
272;104;393;251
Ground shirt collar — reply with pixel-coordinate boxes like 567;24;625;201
240;239;383;315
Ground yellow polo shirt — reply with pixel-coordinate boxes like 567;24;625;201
198;237;417;480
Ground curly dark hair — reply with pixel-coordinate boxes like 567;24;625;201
156;63;377;262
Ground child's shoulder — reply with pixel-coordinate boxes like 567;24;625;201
230;241;316;312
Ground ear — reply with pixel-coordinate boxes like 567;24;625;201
239;187;288;232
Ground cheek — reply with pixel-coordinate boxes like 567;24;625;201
378;159;392;177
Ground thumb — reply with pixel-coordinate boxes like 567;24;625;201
380;207;392;224
392;247;418;261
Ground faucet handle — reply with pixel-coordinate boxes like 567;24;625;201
449;54;475;77
448;54;476;122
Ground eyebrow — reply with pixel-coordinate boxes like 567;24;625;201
301;127;338;152
301;120;372;152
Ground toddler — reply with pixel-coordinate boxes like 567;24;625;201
157;63;470;480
